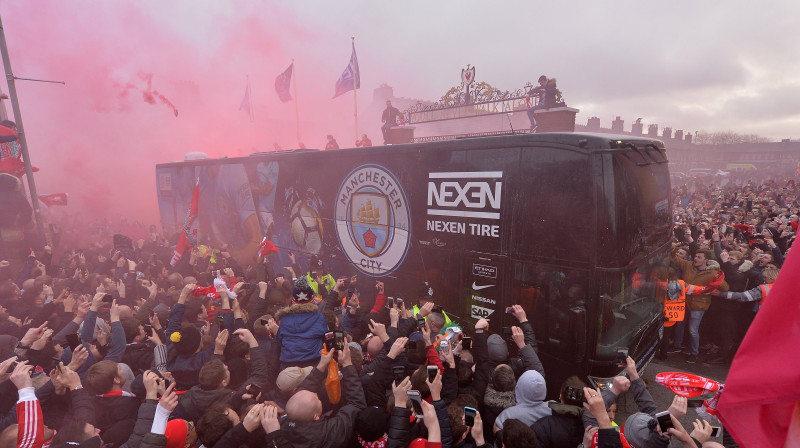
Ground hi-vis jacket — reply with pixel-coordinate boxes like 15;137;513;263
720;283;773;312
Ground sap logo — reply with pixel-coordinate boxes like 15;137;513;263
470;304;495;319
427;172;502;220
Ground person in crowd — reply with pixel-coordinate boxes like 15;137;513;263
355;134;373;147
275;277;329;369
380;100;403;144
325;135;339;150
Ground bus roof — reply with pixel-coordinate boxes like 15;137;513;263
157;132;667;167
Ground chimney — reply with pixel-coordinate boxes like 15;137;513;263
674;130;684;140
611;116;624;133
662;127;672;139
685;132;693;143
373;83;395;104
648;124;658;137
587;116;601;130
632;118;644;135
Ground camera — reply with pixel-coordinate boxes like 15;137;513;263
563;386;585;407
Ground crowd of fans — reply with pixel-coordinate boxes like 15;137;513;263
0;170;793;448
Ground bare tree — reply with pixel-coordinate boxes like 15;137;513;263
694;131;772;145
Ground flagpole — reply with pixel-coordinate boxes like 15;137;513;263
292;58;301;144
351;36;358;145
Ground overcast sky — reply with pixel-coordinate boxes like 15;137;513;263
1;1;798;219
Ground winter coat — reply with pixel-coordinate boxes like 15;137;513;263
275;302;328;365
531;402;584;448
139;432;166;448
482;385;516;436
672;255;729;311
119;399;159;448
122;342;155;376
494;370;551;430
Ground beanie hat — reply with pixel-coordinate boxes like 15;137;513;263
349;341;364;355
292;277;315;303
623;412;661;448
276;366;314;393
165;419;189;448
409;439;427;448
309;255;324;270
355;406;388;442
418;282;434;300
170;326;201;356
487;334;509;363
152;303;170;326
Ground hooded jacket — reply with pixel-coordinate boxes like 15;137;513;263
275;302;328;365
493;370;551;430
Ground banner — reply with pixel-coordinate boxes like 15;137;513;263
275;63;293;103
333;41;360;98
170;179;199;266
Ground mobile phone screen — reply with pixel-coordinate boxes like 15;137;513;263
324;332;335;352
392;366;406;385
66;333;81;351
464;407;477;427
427;365;437;383
334;331;345;350
407;390;424;415
462;337;472;350
656;411;674;432
710;426;721;437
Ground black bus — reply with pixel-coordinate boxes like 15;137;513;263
155;132;672;393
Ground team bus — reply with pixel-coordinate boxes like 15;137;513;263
155;132;673;394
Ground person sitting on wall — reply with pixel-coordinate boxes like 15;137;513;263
380;100;402;144
355;134;373;147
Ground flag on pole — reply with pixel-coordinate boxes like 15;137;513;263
333;41;360;98
38;193;68;207
717;246;800;447
239;81;253;120
170;180;200;267
275;63;293;102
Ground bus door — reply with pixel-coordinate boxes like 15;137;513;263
462;253;507;332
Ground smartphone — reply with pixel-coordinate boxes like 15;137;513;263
102;294;114;303
461;337;472;350
396;298;404;308
247;384;262;396
427;365;438;383
66;333;81;351
687;398;705;408
324;331;336;352
710;426;721;438
405;340;417;351
439;340;450;359
464;407;477;427
616;347;629;366
334;331;345;351
505;307;513;314
52;359;63;373
563;386;585;407
387;297;395;308
392;366;406;385
417;317;426;328
149;310;155;319
432;304;443;313
407;390;424;415
655;411;674;432
502;327;512;336
216;315;225;331
143;325;153;337
260;318;269;326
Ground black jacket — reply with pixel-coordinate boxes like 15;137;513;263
280;364;366;448
531;402;584;448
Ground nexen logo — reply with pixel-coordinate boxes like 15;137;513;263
427;171;502;220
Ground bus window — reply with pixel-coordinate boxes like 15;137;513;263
512;262;588;359
512;148;592;263
595;251;668;360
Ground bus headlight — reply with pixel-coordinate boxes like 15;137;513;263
587;374;622;391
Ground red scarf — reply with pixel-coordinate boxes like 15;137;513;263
357;434;387;448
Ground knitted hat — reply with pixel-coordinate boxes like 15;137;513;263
623;412;661;448
292;277;315;303
170;326;201;356
309;255;324;270
165;419;189;448
487;334;509;363
276;366;313;392
417;282;434;300
355;406;388;442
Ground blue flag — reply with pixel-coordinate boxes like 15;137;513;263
275;63;293;103
333;42;360;98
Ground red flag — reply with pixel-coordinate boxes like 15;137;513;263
695;270;725;295
717;246;800;447
170;180;199;267
38;193;68;207
258;237;278;258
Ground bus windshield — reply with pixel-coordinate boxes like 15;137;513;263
595;247;669;360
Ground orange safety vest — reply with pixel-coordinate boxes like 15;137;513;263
758;284;772;306
663;280;687;327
